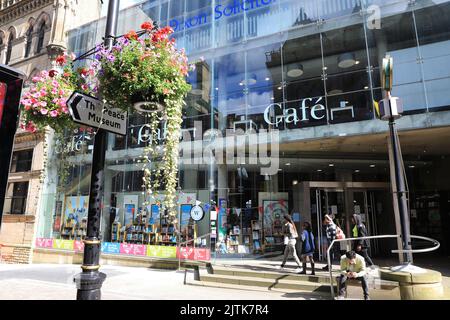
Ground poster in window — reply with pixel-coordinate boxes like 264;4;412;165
123;195;139;226
263;200;288;235
64;196;88;224
151;204;160;224
180;204;192;227
53;200;63;232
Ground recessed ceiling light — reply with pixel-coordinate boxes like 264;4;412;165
287;63;304;78
277;86;282;90
317;169;323;172
328;89;343;95
338;53;356;68
215;87;219;90
355;169;360;173
265;77;270;81
409;165;416;168
271;97;275;100
370;164;376;168
355;60;360;65
364;86;369;90
293;180;298;185
329;164;334;167
286;163;291;166
239;82;244;86
278;168;282;171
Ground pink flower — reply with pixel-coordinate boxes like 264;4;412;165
25;122;37;133
58;99;66;108
52;80;59;88
40;89;48;97
40;108;48;115
81;84;88;91
50;110;59;117
62;107;69;114
32;77;42;83
58;89;65;95
39;101;47;107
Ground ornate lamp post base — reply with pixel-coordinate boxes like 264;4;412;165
74;272;107;300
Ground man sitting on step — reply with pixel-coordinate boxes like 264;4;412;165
336;250;370;300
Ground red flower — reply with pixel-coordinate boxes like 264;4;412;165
49;70;58;78
56;55;67;66
141;21;153;31
124;30;138;40
161;26;174;35
78;68;89;77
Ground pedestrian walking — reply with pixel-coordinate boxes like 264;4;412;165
336;250;370;300
322;214;339;271
299;221;315;275
276;214;302;273
351;214;374;267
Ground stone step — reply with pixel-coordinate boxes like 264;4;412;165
186;279;331;300
199;272;335;293
210;266;335;284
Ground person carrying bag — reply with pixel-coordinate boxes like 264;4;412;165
277;214;303;273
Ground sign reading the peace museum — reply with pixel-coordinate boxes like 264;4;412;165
67;91;127;136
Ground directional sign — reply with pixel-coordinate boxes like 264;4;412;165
67;91;127;136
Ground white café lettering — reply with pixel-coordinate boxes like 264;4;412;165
263;97;326;127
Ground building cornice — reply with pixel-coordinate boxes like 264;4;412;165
14;131;45;143
0;0;54;27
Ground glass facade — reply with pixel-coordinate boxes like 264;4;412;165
36;0;450;259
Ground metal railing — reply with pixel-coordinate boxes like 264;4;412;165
326;234;441;299
177;233;211;270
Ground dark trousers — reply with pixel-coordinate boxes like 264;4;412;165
328;243;340;263
338;274;369;298
356;248;374;267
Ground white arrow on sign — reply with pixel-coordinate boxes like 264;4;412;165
67;91;128;136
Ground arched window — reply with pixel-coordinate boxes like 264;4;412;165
25;26;33;58
36;22;45;53
5;33;13;65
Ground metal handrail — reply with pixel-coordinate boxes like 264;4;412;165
178;233;212;270
326;234;440;299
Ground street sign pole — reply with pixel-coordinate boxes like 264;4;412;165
380;55;413;264
74;0;120;300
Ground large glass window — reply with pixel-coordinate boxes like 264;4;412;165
323;21;373;123
36;22;46;53
7;182;29;215
10;149;33;173
414;2;450;111
367;10;426;113
25;26;33;58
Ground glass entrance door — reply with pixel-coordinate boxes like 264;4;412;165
311;189;345;261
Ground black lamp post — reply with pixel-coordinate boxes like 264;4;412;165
378;55;413;264
73;0;120;300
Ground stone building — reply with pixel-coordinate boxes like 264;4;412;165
0;0;101;263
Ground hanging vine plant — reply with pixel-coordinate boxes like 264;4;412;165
93;20;191;222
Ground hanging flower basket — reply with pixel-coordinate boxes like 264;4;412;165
94;21;191;222
20;53;94;134
130;88;165;114
94;21;191;114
